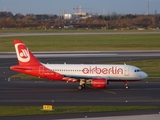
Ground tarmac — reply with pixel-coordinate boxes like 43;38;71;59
0;51;160;119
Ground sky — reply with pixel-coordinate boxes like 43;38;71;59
0;0;160;15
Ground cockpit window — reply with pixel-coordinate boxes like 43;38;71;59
134;69;142;72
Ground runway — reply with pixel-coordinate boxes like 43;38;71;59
0;51;160;107
0;79;160;106
1;51;160;65
0;31;160;37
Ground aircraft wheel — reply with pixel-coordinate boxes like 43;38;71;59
125;81;129;89
82;84;85;88
78;85;83;90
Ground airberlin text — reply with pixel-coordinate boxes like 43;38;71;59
82;66;123;75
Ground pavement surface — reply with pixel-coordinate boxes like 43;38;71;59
0;51;160;120
0;31;160;37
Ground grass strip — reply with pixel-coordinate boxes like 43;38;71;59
0;34;160;51
0;106;159;117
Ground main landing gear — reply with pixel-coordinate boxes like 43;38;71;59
78;84;85;90
78;79;86;90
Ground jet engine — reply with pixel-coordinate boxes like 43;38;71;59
91;78;107;88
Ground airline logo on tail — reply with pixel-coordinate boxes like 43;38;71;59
15;43;30;62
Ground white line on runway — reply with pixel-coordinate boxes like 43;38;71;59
58;114;160;120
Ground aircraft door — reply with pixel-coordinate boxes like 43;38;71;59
124;66;129;76
39;66;44;75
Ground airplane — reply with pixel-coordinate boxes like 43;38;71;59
10;40;148;90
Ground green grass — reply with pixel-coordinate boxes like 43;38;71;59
0;106;159;116
0;34;160;52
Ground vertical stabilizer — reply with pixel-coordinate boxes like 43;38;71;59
14;40;40;66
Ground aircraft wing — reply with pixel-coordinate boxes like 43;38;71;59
64;74;94;79
62;74;108;82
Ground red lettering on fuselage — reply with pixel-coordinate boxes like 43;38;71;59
82;66;123;75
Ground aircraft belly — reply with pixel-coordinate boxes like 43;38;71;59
109;76;141;81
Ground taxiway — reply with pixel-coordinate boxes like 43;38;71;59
0;31;160;37
0;52;160;107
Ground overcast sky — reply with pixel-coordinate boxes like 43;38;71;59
0;0;160;15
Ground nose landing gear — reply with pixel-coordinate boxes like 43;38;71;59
125;81;129;89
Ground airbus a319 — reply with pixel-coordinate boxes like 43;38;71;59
10;40;148;90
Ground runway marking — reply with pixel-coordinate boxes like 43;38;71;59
0;88;78;93
86;85;116;94
98;89;116;94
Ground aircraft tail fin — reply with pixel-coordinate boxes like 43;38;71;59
14;40;40;66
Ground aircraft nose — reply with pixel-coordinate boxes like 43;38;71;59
143;72;148;79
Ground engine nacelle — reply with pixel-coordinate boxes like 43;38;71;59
91;78;107;88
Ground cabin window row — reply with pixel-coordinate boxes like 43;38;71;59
53;69;82;72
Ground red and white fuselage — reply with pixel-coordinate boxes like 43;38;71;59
43;64;147;81
10;40;148;89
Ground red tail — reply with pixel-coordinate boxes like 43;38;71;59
11;40;63;80
14;40;40;66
